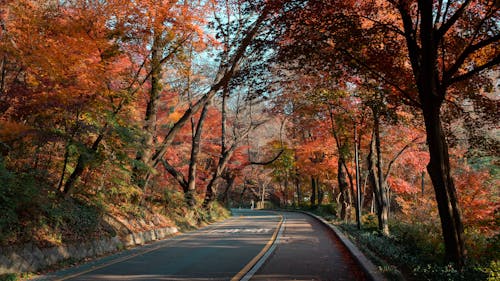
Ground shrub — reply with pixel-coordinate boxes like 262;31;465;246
361;213;377;229
0;159;39;243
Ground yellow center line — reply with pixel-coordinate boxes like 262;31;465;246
230;212;284;281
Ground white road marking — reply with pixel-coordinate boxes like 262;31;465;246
209;228;272;234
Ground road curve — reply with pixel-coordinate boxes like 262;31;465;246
33;209;281;281
249;211;368;281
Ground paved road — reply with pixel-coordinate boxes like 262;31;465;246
250;212;367;281
34;210;368;281
35;209;280;281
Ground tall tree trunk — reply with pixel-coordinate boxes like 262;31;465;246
310;176;317;206
202;176;217;209
0;55;6;96
135;33;163;187
239;181;248;208
422;100;465;267
284;171;289;206
221;172;236;205
368;112;390;235
317;178;324;205
413;0;466;267
338;158;351;221
185;101;210;206
57;143;70;192
295;171;301;206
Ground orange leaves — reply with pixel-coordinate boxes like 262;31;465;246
0;120;30;142
454;166;499;234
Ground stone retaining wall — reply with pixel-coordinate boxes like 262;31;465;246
0;226;178;275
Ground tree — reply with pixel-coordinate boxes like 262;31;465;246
273;0;499;267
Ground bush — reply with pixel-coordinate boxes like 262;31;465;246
42;199;101;241
0;159;39;243
361;213;378;229
483;260;500;281
338;220;493;281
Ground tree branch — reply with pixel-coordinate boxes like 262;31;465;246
250;149;284;165
444;33;500;84
448;53;500;84
339;47;421;108
437;0;472;38
150;8;271;170
160;158;188;192
384;136;421;180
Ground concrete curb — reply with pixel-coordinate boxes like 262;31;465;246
298;211;387;281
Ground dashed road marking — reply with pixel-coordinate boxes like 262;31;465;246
209;228;272;234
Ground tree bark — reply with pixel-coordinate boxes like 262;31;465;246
221;171;236;205
338;157;351;222
310;176;317;206
407;0;466;267
368;111;390;235
0;55;6;96
185;101;210;206
57;143;70;192
295;167;301;206
135;32;163;187
421;100;465;267
317;178;324;205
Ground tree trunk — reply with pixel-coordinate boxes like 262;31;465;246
422;101;465;267
202;176;217;209
57;143;70;192
0;55;6;96
413;0;466;267
368;110;390;235
317;178;324;205
135;33;162;187
185;101;210;206
221;172;236;205
310;176;317;206
338;158;351;221
284;171;289;206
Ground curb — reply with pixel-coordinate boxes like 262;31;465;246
298;211;387;281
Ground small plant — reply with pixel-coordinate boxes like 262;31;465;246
0;274;17;281
361;213;377;229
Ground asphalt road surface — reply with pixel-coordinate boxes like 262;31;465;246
250;212;367;281
34;210;367;281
